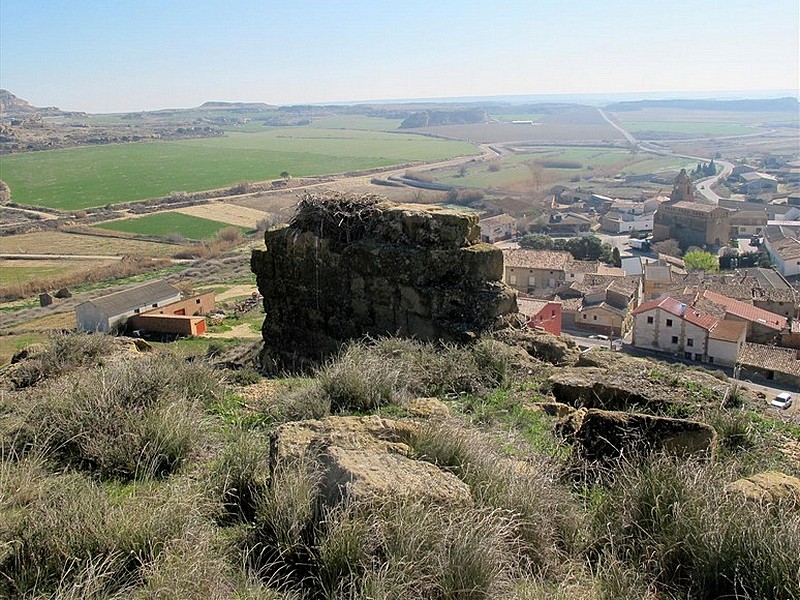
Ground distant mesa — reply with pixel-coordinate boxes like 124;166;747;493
197;100;276;111
0;89;86;118
605;97;799;113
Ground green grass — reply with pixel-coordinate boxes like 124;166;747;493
0;129;477;210
0;264;73;285
436;146;631;188
308;115;403;130
618;121;756;135
94;212;241;240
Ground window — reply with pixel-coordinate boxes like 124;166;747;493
152;303;158;308
708;357;714;363
684;352;692;359
666;318;673;327
671;336;678;344
583;314;587;319
196;299;201;304
647;316;654;324
509;274;517;285
593;315;597;321
694;353;702;361
687;338;694;347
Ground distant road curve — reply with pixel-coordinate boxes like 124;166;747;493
597;108;734;204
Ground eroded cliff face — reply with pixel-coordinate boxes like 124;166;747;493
251;194;517;371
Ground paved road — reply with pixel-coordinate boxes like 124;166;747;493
597;108;734;205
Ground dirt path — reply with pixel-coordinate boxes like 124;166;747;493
204;323;261;339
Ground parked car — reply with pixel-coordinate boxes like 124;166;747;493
770;392;793;410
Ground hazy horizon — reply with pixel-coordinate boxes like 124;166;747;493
2;0;798;114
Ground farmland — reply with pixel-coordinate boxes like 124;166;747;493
432;146;666;189
0;259;116;286
0;128;477;210
617;120;757;136
0;231;182;257
94;212;242;240
173;203;271;228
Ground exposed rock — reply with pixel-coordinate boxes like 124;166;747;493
251;194;516;371
549;351;727;413
727;472;800;503
270;415;472;508
564;408;717;461
405;397;450;418
319;447;472;506
493;328;579;366
10;343;47;364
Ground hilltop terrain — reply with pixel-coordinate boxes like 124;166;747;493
1;326;798;598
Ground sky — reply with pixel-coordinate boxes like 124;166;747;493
1;0;799;113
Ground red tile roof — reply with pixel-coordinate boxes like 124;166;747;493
633;295;718;330
702;290;787;331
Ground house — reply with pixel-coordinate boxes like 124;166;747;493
632;296;719;361
652;201;731;248
76;280;182;333
739;172;779;194
642;264;674;300
707;320;748;367
128;292;216;337
570;275;639;336
479;214;516;243
517;297;562;336
739;343;800;388
763;225;800;277
730;210;767;236
600;198;659;234
503;249;572;295
701;290;787;343
547;212;592;235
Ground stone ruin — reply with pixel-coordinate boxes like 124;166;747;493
250;193;517;370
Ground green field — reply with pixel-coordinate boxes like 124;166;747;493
94;212;239;240
436;147;632;188
616;121;756;135
0;129;477;210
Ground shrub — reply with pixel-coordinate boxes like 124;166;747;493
589;456;800;599
246;456;322;578
316;499;520;599
9;355;219;480
212;431;271;523
317;343;408;412
0;472;206;597
408;423;582;574
10;332;115;388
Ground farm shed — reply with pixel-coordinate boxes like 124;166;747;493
75;280;181;333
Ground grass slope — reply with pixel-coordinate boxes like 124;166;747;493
0;129;476;210
94;212;243;240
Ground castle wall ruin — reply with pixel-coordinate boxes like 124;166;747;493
250;195;517;370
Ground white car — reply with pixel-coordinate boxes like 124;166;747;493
770;392;793;410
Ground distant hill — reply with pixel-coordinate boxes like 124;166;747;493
198;101;276;111
400;108;488;128
0;89;85;118
605;97;799;112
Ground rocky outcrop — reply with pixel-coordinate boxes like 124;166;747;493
251;194;516;371
492;328;580;366
270;416;472;508
549;351;727;413
727;472;800;503
561;408;717;461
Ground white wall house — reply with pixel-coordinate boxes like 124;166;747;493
764;225;800;277
632;296;717;361
76;280;182;333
